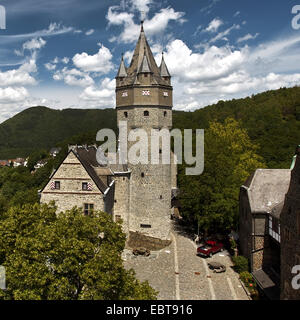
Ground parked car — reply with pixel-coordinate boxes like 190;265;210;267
208;261;226;273
197;240;224;257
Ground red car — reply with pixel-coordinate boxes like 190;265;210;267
197;240;224;257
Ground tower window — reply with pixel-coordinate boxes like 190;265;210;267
124;112;128;118
160;195;163;199
164;111;167;117
141;172;145;178
144;111;149;117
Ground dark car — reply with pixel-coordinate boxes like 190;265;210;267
197;240;224;257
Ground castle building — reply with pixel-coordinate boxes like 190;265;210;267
239;146;300;300
40;22;177;241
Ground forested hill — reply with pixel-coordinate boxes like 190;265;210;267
0;107;117;159
0;86;300;168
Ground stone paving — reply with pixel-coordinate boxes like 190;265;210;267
123;222;250;300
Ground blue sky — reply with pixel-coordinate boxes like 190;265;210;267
0;0;300;122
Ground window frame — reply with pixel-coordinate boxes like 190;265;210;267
84;203;94;216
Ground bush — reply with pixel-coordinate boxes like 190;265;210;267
232;255;249;273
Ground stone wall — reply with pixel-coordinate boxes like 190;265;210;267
113;173;130;233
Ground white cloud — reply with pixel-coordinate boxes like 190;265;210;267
123;50;134;64
0;23;74;45
23;37;46;51
209;24;240;43
79;78;115;107
156;34;300;111
85;29;95;36
72;44;114;73
45;62;56;71
237;33;259;43
0;87;29;104
106;5;185;43
0;58;37;87
205;18;223;33
130;0;153;19
53;67;94;87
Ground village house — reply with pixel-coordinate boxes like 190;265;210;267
239;146;300;300
40;22;178;241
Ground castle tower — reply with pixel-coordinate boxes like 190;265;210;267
280;145;300;300
115;22;173;240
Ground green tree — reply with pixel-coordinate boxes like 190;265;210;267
0;204;157;300
179;118;265;234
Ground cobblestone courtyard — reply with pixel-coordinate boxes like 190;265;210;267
123;222;250;300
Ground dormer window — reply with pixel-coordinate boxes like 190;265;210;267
144;111;149;117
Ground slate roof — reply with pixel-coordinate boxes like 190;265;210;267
160;53;171;77
269;201;284;219
241;169;291;214
116;22;170;86
116;55;128;78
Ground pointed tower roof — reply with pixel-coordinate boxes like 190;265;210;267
160;52;171;77
124;21;165;84
116;54;127;78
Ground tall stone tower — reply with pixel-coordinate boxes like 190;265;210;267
115;22;173;240
280;146;300;300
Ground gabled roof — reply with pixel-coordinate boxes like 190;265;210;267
40;146;110;194
242;169;291;214
73;146;108;193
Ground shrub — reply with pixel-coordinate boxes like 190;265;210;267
232;255;249;273
240;271;258;297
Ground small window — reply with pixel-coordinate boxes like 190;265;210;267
140;224;151;228
114;200;117;203
141;172;145;178
84;203;94;216
82;182;88;190
164;111;167;117
144;111;149;117
55;181;60;190
144;74;148;77
160;195;163;199
124;112;128;118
